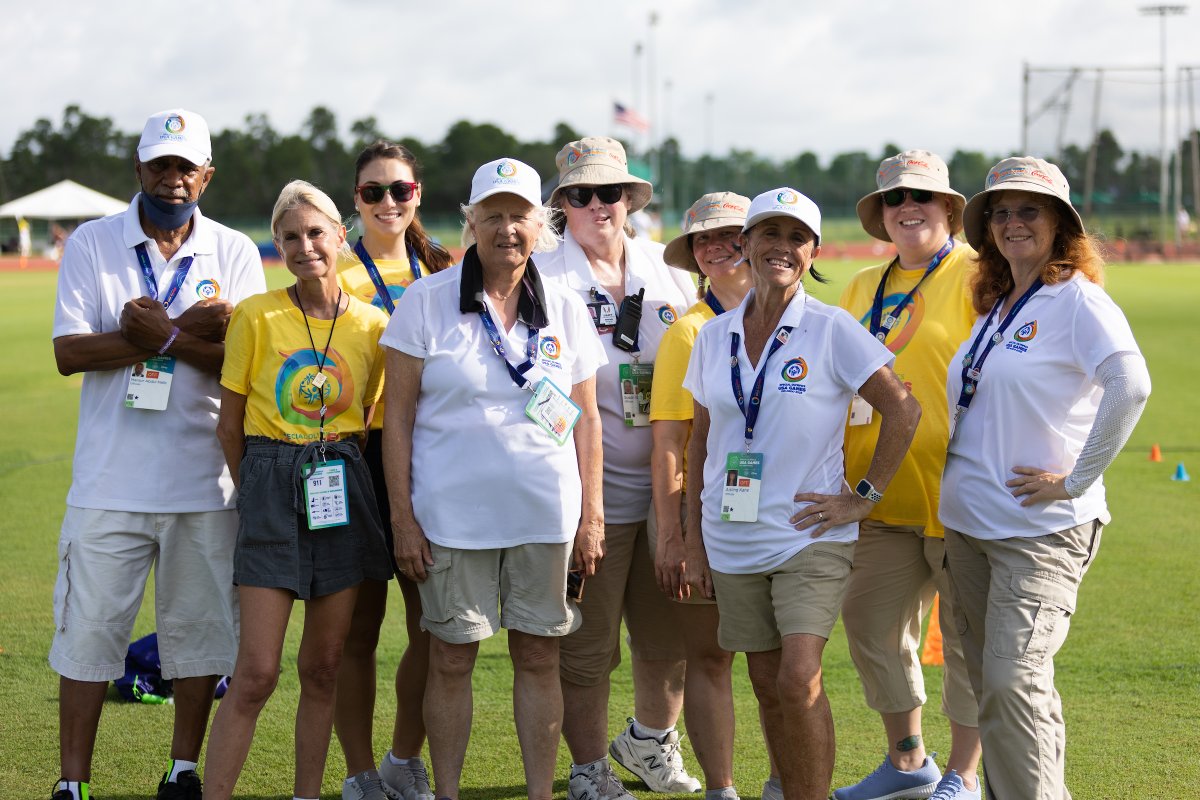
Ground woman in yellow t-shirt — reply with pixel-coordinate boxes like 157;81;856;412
833;151;982;800
204;181;391;800
336;140;454;800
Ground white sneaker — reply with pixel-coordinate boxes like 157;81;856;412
567;758;636;800
378;753;435;800
609;720;702;793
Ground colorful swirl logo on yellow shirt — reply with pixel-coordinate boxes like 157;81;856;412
781;357;808;382
1014;320;1038;341
857;291;926;355
275;347;354;426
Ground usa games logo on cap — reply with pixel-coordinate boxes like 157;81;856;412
137;108;212;166
469;157;542;207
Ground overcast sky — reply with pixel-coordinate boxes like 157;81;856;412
3;0;1198;166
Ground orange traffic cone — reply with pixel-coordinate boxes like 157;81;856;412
921;594;945;666
1149;444;1163;462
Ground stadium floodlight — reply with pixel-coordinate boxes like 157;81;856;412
1141;4;1187;240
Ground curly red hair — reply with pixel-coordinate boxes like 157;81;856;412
970;198;1106;315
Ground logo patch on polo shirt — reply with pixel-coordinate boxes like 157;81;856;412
657;304;678;325
196;279;220;300
778;357;808;394
1006;320;1037;353
539;335;565;370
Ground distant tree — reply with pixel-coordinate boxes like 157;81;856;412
3;105;132;200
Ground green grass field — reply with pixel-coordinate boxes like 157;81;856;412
1;261;1197;799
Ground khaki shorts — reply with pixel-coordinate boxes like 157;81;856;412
711;540;855;652
418;540;579;644
50;506;239;682
559;519;687;686
841;520;977;725
646;493;715;606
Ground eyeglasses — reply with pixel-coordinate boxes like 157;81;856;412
564;185;624;208
985;205;1047;225
881;188;936;207
356;181;418;204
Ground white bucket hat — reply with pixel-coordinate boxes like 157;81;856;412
137;108;212;166
962;156;1084;249
469;157;542;208
855;149;965;242
663;192;751;272
742;188;822;244
550;136;653;213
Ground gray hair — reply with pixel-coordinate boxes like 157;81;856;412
460;201;561;254
271;180;352;259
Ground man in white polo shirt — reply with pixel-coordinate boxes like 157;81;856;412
49;109;265;800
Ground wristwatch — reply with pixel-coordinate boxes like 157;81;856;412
854;478;884;503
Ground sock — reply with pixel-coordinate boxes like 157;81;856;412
386;751;421;765
631;717;673;741
56;782;90;800
166;759;198;781
571;756;608;776
706;787;739;800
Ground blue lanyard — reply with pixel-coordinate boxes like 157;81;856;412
353;237;421;316
729;326;793;447
477;307;540;391
868;237;955;342
134;243;193;312
954;278;1045;416
704;289;725;316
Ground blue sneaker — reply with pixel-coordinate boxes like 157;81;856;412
831;754;941;800
928;770;980;800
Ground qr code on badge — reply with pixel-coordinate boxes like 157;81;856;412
329;473;341;488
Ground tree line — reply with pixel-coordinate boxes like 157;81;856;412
1;105;1193;233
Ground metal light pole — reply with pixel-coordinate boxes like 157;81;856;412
647;11;659;190
1141;4;1186;242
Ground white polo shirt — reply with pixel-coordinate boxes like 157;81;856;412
940;273;1141;540
380;257;606;550
538;231;691;523
52;196;266;513
684;287;893;574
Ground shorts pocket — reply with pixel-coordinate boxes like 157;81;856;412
993;569;1077;665
53;539;71;632
418;543;458;625
236;458;297;549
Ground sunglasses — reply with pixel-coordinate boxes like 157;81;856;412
564;185;624;208
986;205;1048;225
881;188;936;207
356;181;418;204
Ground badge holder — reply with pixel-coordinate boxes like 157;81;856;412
619;361;654;427
525;377;583;445
720;451;763;522
302;446;350;530
587;287;618;332
848;394;873;426
125;356;176;410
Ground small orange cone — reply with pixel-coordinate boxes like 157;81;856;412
921;594;945;666
1149;444;1163;462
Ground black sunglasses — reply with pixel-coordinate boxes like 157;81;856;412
356;181;418;204
881;188;936;207
564;185;624;208
985;205;1048;225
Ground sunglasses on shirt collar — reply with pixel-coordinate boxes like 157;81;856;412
881;188;936;207
356;181;418;204
564;185;625;208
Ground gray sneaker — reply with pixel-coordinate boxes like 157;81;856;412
343;770;389;800
378;754;435;800
609;720;702;793
761;776;784;800
567;758;636;800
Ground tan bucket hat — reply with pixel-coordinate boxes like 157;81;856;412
962;156;1084;249
550;136;653;213
663;192;751;272
855;149;965;242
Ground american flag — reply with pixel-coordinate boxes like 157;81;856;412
614;102;650;133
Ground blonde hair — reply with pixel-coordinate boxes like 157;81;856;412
271;180;352;259
460;201;561;254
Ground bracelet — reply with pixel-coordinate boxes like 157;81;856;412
157;326;180;355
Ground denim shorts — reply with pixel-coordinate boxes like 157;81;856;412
233;436;392;599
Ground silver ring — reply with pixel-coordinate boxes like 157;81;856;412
817;512;825;522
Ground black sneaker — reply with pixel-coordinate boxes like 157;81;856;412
51;781;91;800
156;770;202;800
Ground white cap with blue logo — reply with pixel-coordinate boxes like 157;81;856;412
742;187;822;245
137;109;212;166
470;157;543;208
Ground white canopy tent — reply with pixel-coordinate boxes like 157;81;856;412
0;179;128;220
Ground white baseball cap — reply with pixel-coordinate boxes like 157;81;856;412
137;108;212;166
469;158;542;208
743;187;822;244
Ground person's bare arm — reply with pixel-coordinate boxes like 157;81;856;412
571;376;605;577
684;402;714;600
215;387;248;487
382;349;432;581
651;419;691;599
